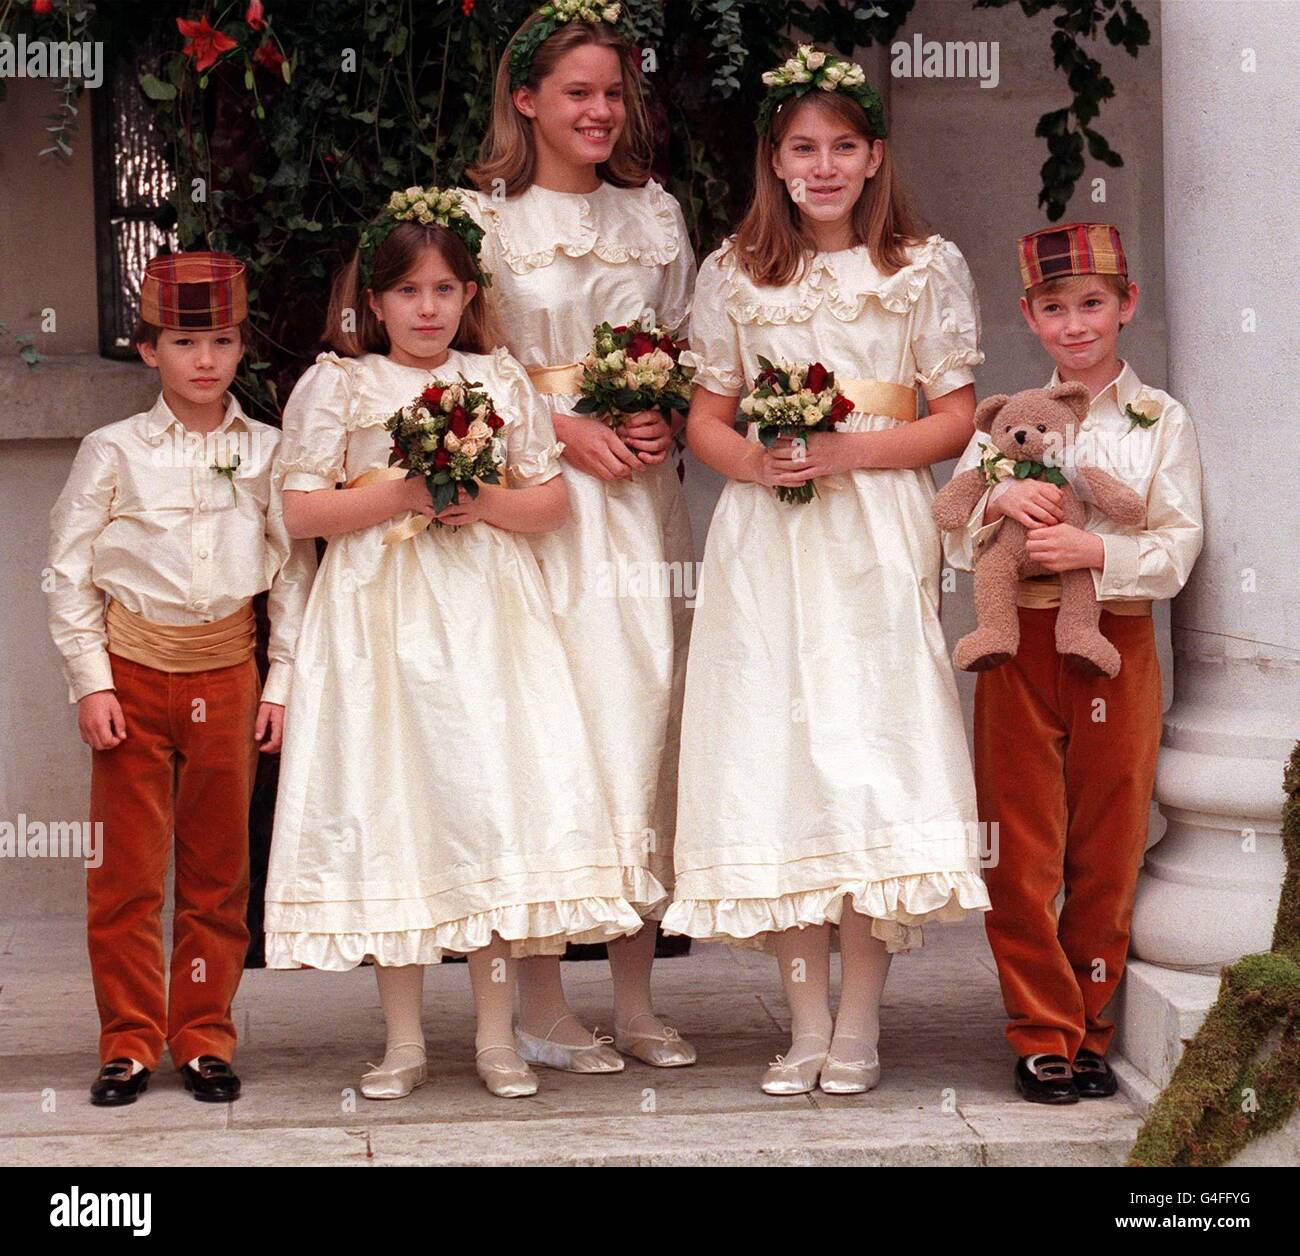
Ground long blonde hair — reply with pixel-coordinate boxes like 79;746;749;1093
467;15;651;196
733;91;926;287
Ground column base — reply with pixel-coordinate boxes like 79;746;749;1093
1111;959;1219;1106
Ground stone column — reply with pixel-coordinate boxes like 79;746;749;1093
1115;0;1300;1096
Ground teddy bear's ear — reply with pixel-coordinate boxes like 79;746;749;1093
974;394;1011;434
1047;380;1091;423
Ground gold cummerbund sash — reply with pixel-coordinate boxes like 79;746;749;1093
526;364;919;425
1016;576;1151;616
346;464;510;544
526;362;584;395
105;598;256;673
839;378;919;424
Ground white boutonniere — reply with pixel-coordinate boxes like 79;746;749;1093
211;451;241;499
1124;390;1164;434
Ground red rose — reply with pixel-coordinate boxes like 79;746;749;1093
433;448;450;469
657;335;676;355
611;325;628;335
450;407;470;438
627;332;656;359
829;393;855;423
461;0;475;13
32;0;54;14
421;385;445;405
487;412;504;431
805;362;829;393
176;16;238;73
252;40;284;73
245;1;266;31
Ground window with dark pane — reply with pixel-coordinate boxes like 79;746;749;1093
92;43;177;359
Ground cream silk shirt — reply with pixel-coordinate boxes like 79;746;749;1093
942;360;1204;601
47;391;317;704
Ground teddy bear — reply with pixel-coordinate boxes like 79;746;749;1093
932;381;1147;679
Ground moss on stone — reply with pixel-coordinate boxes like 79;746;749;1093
1129;742;1300;1167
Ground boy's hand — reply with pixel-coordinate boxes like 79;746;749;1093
991;479;1067;528
1024;523;1105;573
78;690;126;750
254;701;285;753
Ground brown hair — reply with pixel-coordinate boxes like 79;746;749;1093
466;16;651;196
732;91;926;287
322;221;498;357
1026;272;1132;306
133;318;251;348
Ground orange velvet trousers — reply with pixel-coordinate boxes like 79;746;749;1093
974;608;1162;1061
87;653;259;1069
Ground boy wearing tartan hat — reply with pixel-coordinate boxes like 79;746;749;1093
46;251;317;1105
943;223;1204;1103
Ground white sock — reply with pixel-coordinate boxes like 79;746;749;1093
186;1056;203;1071
130;1059;145;1076
1024;1052;1048;1071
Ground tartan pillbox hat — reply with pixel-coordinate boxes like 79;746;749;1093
1017;222;1128;290
139;251;247;329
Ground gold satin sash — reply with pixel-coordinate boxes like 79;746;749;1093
1017;576;1151;616
526;362;584;395
840;377;919;423
346;465;509;544
105;598;256;673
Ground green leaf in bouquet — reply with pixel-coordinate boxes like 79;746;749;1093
572;397;599;413
433;471;451;485
463;480;480;499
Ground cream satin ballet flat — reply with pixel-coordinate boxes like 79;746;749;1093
474;1045;539;1098
515;1016;625;1074
760;1035;831;1096
359;1043;427;1100
614;1013;698;1068
819;1042;882;1095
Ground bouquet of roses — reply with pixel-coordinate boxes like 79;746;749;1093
739;356;855;503
573;319;693;429
385;377;506;526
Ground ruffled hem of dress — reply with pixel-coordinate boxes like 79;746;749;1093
718;234;949;326
478;179;682;274
660;870;990;954
265;895;648;971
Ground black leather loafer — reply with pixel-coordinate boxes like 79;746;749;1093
90;1058;150;1106
180;1056;242;1102
1013;1054;1079;1104
1072;1048;1119;1098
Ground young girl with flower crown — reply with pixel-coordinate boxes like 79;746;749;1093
661;46;992;1096
458;2;698;1073
264;186;644;1100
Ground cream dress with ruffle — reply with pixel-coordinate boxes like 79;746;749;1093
462;180;696;917
661;236;993;953
264;347;645;970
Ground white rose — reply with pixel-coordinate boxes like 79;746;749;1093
804;50;826;70
468;419;491;442
444;431;461;453
802;405;822;426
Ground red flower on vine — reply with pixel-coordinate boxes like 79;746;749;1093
246;1;267;31
462;0;476;14
176;16;238;73
253;40;285;74
32;0;54;15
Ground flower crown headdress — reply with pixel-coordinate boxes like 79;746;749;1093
356;186;490;292
508;1;627;91
756;44;887;139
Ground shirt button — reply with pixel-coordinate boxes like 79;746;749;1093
198;548;210;559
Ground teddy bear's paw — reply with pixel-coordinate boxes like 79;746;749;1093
1062;640;1121;680
954;631;1016;672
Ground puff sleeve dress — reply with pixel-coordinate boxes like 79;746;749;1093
661;236;993;952
264;347;644;969
461;180;697;916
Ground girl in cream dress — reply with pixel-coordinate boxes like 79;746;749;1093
265;190;643;1100
458;6;697;1071
661;47;991;1096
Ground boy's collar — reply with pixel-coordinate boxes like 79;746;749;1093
144;390;245;441
1047;359;1141;410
